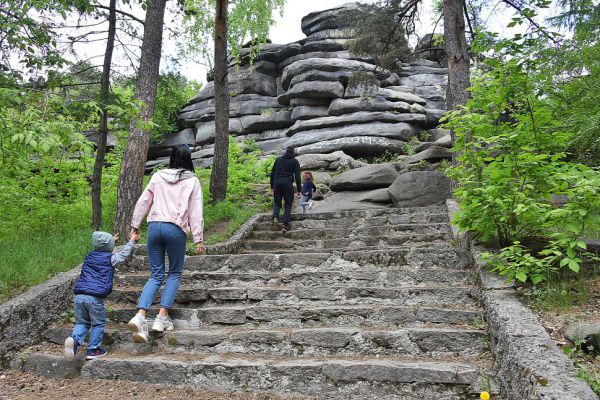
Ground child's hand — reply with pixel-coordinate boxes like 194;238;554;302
113;233;120;244
130;230;140;242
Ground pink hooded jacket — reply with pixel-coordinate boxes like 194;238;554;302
131;169;204;243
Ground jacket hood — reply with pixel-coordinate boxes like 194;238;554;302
157;168;196;184
283;152;296;159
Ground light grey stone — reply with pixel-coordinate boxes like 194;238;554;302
328;98;413;116
279;51;372;73
301;3;360;36
238;42;302;65
344;86;427;105
255;138;288;154
285;122;418;149
288;112;426;136
407;146;453;164
290;328;357;348
279;81;345;106
296;151;365;171
329;163;398;191
291;106;330;121
239;111;293;134
565;323;600;344
289;70;355;89
281;58;393;89
388;171;451;207
296;136;408;157
156;129;195;148
311;190;393;213
399;73;447;87
308;28;357;40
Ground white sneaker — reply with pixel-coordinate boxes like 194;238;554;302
152;314;174;332
127;313;149;343
308;201;314;210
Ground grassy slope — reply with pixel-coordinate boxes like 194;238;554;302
0;153;272;303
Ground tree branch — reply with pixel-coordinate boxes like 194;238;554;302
95;4;145;25
463;0;475;38
501;0;558;43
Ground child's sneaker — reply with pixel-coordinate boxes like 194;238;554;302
152;314;174;332
308;201;314;210
127;313;149;343
64;337;79;361
86;347;108;360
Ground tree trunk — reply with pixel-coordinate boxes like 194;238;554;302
91;0;117;230
209;0;230;203
113;0;167;238
443;0;471;171
443;0;471;112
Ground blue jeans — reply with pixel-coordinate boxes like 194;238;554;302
137;222;187;310
71;294;106;349
300;195;311;214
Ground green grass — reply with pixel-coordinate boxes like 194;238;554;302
0;145;273;303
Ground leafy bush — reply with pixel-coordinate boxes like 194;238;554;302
446;32;600;285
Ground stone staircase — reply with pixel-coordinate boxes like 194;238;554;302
20;206;492;399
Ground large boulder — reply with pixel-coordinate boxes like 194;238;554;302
296;151;365;171
296;136;408;157
289;70;355;89
278;51;372;73
300;2;360;36
312;190;392;213
406;145;453;164
278;81;345;105
328;98;413;116
285;122;419;149
329;163;399;191
301;38;351;53
344;86;427;105
388;171;451;207
238;42;302;65
291;106;329;121
239;111;293;134
287;112;427;136
281;58;394;89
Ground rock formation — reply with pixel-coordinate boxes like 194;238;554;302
148;3;450;176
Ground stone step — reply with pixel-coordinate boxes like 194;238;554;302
22;352;483;399
108;285;480;307
240;233;451;251
255;213;449;231
126;247;472;273
248;223;451;241
104;303;483;328
258;205;450;222
45;325;487;357
115;267;476;288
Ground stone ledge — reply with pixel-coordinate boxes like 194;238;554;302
446;199;599;400
0;266;81;367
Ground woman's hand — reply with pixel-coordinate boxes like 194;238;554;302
196;242;206;255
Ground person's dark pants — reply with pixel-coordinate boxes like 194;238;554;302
273;180;294;225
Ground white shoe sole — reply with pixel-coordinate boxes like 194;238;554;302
128;316;149;343
64;337;75;361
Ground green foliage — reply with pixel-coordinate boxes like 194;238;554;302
446;29;600;285
342;1;413;70
180;0;285;65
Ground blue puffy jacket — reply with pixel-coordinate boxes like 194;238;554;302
73;251;114;298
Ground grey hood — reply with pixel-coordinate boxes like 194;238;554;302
157;168;196;184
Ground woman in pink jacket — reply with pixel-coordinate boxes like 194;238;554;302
127;144;204;343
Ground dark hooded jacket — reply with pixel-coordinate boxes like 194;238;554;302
270;151;301;193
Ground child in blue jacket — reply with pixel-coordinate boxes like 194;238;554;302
64;230;139;360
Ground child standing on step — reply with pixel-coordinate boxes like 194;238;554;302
299;171;317;215
64;230;139;361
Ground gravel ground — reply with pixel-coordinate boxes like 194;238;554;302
0;371;308;400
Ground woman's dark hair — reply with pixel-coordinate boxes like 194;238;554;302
169;144;195;175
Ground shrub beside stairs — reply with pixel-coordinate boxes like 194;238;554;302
18;206;494;399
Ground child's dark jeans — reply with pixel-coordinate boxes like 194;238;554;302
71;294;106;349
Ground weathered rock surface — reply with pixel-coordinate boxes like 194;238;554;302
291;106;330;121
388;171;451;207
278;81;345;105
286;122;418;149
328;98;413;116
296;136;408;157
288;112;426;136
312;190;392;212
407;146;453;164
296;151;365;171
329;164;399;191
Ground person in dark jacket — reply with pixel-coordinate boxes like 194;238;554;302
64;230;139;361
270;146;301;232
